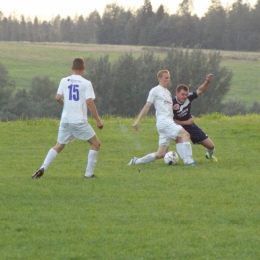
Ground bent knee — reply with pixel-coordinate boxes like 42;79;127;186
92;141;101;151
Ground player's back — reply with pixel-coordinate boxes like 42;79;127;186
57;74;95;123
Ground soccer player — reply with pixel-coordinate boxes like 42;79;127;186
172;74;217;162
128;70;197;166
32;57;103;179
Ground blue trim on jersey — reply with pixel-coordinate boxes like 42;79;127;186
172;91;197;121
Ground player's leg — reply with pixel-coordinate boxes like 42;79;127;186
128;152;157;165
127;127;170;165
85;134;100;177
200;138;217;161
130;145;168;164
32;123;70;178
189;124;217;162
174;128;196;165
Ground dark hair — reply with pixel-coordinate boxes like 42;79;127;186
176;84;189;92
72;57;85;70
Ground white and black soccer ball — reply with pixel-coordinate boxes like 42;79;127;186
164;151;179;165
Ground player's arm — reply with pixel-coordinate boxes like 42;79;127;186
196;74;213;96
87;98;103;130
133;102;152;131
56;94;64;105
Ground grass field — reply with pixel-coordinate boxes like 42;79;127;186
1;115;260;259
1;41;260;108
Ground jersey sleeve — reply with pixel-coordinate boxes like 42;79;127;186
84;81;96;100
147;88;156;104
188;91;198;102
57;78;65;95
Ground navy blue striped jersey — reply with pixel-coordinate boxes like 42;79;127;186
172;91;197;121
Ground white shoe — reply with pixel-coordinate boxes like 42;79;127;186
127;157;137;165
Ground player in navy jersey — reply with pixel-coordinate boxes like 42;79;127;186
172;74;217;162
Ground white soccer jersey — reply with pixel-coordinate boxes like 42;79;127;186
57;74;95;123
147;85;173;122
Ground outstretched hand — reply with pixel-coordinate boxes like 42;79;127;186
206;74;213;82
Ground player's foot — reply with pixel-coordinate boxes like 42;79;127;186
84;174;97;178
32;168;44;179
205;153;218;162
127;157;137;165
186;161;198;166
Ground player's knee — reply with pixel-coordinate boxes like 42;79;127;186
53;143;65;153
92;141;101;151
178;129;190;142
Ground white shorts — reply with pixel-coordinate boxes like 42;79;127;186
57;122;95;144
157;120;182;146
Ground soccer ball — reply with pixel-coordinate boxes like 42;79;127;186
164;151;179;165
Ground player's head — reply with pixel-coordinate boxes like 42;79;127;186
176;84;189;103
72;57;85;71
157;70;170;88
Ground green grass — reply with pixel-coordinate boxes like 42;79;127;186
1;42;260;107
221;59;260;106
1;115;260;259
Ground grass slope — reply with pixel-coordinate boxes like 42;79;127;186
1;115;260;259
1;42;260;107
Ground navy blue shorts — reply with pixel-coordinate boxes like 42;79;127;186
183;124;208;145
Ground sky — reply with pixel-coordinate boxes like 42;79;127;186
0;0;258;20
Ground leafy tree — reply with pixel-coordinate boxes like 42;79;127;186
86;47;232;117
248;101;260;114
29;76;61;118
75;15;87;43
60;16;75;42
86;11;101;44
220;99;247;115
202;0;227;49
0;62;15;111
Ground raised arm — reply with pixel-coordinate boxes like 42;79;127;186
132;102;152;131
196;74;213;96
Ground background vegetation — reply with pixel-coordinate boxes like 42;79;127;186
1;0;260;51
1;115;260;259
1;41;260;121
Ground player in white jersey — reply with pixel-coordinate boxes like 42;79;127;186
32;57;103;179
127;70;197;166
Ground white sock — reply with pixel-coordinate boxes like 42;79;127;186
176;142;194;164
85;150;98;177
41;148;58;171
206;148;215;157
135;153;156;164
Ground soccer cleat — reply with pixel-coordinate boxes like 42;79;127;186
205;153;218;162
84;174;97;178
32;168;44;179
186;161;198;166
127;157;137;165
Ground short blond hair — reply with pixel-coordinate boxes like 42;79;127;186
157;70;170;80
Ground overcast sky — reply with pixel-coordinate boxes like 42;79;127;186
0;0;257;20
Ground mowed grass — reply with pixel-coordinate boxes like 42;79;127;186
1;115;260;259
1;42;260;107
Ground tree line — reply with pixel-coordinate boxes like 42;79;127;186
1;47;260;121
1;0;260;51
